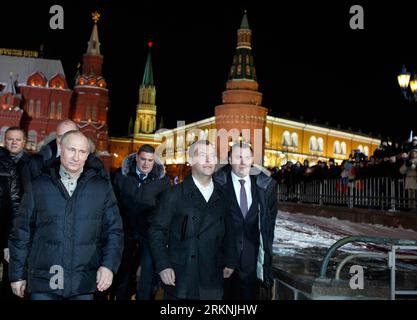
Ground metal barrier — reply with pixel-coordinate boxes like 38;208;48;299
278;177;417;211
318;236;417;300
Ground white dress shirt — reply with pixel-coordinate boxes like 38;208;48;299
231;171;252;209
192;176;214;203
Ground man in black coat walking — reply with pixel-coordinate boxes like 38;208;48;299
214;142;278;300
149;140;238;300
111;144;170;300
8;130;124;300
0;148;20;299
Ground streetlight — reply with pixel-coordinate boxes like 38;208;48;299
397;65;417;101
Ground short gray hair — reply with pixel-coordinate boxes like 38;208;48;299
188;140;214;159
60;130;91;153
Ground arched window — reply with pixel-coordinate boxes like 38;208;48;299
27;130;37;151
57;102;63;120
291;132;298;148
146;118;150;132
334;141;341;154
177;135;184;149
35;100;41;117
28;100;34;116
48;74;67;89
186;133;193;146
282;131;291;147
364;146;369;156
265;127;270;145
86;105;92;120
97;78;106;88
309;136;318;152
199;130;206;140
317;137;324;152
77;76;87;86
50;101;56;119
92;106;98;121
167;137;173;150
27;72;46;87
341;142;347;155
357;145;363;153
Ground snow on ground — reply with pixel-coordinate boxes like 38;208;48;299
274;210;417;257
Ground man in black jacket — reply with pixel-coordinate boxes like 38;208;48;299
214;142;278;300
3;127;32;195
0;148;20;299
8;130;123;300
149;140;238;300
111;144;170;300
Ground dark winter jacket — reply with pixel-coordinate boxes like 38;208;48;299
0;148;20;250
8;158;124;297
112;153;171;237
213;165;278;287
149;174;239;299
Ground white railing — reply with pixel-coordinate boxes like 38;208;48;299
278;178;416;211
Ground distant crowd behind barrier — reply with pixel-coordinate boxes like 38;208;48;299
271;138;417;211
271;138;417;184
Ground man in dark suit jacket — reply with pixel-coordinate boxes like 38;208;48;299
214;142;278;300
149;140;238;300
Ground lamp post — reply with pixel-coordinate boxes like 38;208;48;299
397;65;417;102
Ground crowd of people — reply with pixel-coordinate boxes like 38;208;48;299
272;138;417;184
0;119;278;301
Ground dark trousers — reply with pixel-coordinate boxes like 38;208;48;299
223;269;257;300
111;232;159;300
136;234;159;300
111;236;139;300
31;293;94;300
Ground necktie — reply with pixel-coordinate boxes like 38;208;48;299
239;179;248;218
138;173;146;184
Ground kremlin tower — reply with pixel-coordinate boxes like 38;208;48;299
72;12;111;161
134;42;157;136
215;11;268;165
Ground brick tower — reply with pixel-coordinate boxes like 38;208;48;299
72;12;111;165
215;11;268;165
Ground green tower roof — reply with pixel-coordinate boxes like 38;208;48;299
240;11;250;29
142;42;154;86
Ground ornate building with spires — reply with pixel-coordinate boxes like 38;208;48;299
0;12;381;176
108;12;381;176
0;13;112;167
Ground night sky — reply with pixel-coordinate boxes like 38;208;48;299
3;1;417;141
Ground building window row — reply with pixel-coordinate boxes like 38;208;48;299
282;131;299;148
334;140;347;155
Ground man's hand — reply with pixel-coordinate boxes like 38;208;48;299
159;268;176;286
3;248;10;263
223;267;234;278
96;266;113;292
11;280;26;298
